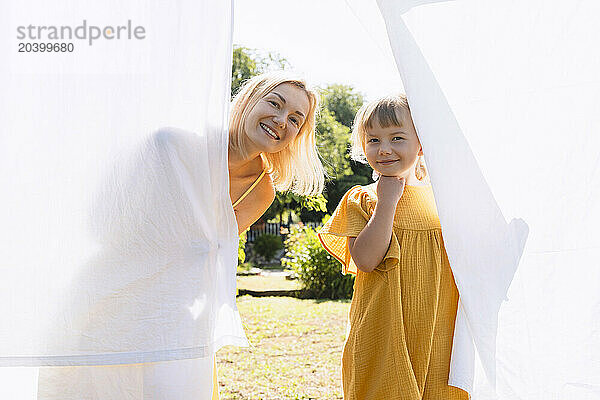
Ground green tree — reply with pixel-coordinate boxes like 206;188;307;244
321;84;365;128
318;85;373;216
297;108;359;220
316;109;352;178
263;192;327;225
231;47;258;97
231;46;289;97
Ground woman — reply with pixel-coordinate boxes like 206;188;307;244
221;73;325;397
37;72;325;400
229;72;324;232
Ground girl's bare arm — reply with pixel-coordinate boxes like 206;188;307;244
348;176;404;272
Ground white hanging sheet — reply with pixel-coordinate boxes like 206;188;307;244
369;1;600;399
1;1;243;399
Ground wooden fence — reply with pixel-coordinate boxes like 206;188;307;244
246;221;321;242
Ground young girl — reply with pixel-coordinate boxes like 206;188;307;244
318;95;469;400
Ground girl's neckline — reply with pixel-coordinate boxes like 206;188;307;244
366;182;431;190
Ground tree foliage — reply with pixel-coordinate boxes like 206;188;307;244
316;108;352;178
321;84;365;128
317;84;373;216
282;225;354;299
262;192;327;224
252;233;284;262
232;46;289;97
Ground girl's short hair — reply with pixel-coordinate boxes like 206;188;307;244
350;94;412;163
229;72;324;197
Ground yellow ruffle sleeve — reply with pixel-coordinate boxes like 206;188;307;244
318;185;401;275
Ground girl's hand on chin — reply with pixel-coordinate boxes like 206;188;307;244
376;175;405;206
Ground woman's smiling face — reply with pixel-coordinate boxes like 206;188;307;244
243;83;310;154
364;117;422;178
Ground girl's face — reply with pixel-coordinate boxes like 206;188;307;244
364;117;422;179
244;83;310;154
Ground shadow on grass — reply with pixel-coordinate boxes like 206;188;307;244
237;288;352;303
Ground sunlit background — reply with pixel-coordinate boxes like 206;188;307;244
233;0;403;100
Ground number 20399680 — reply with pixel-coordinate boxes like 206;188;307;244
18;42;74;52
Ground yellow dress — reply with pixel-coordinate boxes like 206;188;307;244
319;183;469;400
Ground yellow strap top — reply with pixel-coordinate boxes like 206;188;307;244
232;169;267;208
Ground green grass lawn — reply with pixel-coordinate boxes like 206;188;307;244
216;296;351;400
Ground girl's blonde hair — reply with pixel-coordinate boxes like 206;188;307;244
229;72;325;197
350;94;427;180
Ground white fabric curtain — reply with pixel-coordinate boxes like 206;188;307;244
1;1;241;398
370;1;600;399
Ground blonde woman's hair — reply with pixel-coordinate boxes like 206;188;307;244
229;72;325;197
350;94;427;180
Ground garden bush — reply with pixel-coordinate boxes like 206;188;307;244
238;231;247;264
282;224;354;299
252;233;283;262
